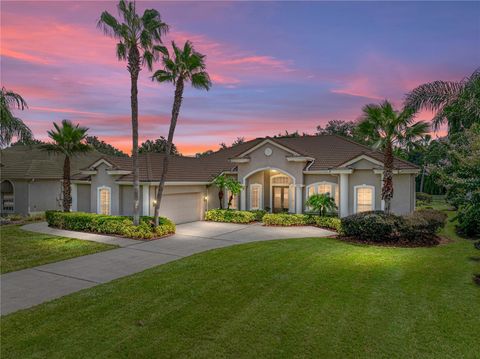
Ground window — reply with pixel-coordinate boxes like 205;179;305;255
355;185;374;213
97;187;111;215
306;182;338;205
226;189;238;209
1;180;14;212
271;175;290;185
250;184;262;210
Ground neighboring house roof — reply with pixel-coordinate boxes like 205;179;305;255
1;136;418;183
0;145;104;180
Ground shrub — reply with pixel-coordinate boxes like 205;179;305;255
312;216;342;231
456;203;480;237
262;213;341;231
341;211;402;242
341;209;446;245
45;211;175;239
205;209;255;224
262;213;309;226
248;209;267;222
416;192;433;204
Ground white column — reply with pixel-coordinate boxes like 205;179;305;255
340;173;349;217
142;185;150;216
380;171;385;211
71;183;77;212
240;188;246;210
295;185;303;214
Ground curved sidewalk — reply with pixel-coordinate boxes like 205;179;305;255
1;221;334;315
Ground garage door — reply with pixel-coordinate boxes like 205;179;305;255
159;192;202;224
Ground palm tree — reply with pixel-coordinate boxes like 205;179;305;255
42;120;91;212
151;41;212;225
305;193;337;216
358;100;430;214
405;68;480;134
0;87;32;147
213;174;228;209
97;0;168;225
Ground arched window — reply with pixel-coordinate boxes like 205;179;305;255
249;184;262;210
354;185;375;213
1;180;14;213
306;181;338;205
97;186;111;215
271;174;290;185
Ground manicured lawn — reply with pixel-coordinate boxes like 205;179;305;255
2;221;479;358
0;225;116;273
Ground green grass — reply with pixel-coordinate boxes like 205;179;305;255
2;219;479;358
0;225;116;273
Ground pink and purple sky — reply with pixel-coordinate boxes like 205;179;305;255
2;1;479;155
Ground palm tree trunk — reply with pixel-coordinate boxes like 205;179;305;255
228;194;233;209
153;77;184;226
419;165;426;193
382;141;394;214
63;155;71;212
128;48;141;226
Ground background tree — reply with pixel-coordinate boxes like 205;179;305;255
358;100;429;214
86;136;128;157
1;87;32;147
98;0;168;225
152;40;211;226
405;68;480;134
42;120;91;212
220;137;245;150
195;149;214;158
139;137;180;155
212;174;228;209
225;178;243;210
305;193;337;216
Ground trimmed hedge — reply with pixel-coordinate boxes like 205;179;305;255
341;209;447;245
262;213;341;231
249;210;268;222
45;211;175;240
205;209;255;224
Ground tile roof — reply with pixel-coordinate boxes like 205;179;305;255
2;136;418;183
0;145;104;180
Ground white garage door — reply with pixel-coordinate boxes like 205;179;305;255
159;192;202;224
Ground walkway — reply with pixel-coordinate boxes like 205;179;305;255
1;221;334;315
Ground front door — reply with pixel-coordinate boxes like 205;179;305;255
273;186;289;212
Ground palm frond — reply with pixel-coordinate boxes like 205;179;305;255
404;80;463;112
191;72;212;90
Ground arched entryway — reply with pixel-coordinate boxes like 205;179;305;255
242;167;296;213
1;180;15;214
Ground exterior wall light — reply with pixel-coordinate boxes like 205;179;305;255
152;200;157;206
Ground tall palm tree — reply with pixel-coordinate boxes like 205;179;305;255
0;87;32;147
358;100;430;214
97;0;168;225
405;68;480;134
151;41;212;226
42;120;91;212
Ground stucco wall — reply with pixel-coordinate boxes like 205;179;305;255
349;159;383;170
28;180;62;213
90;163;120;215
237;143;305;185
348;170;382;215
391;174;415;215
76;184;91;212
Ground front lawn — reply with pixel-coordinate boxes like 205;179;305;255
1;222;479;358
0;225;116;273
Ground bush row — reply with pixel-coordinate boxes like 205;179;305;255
341;209;447;245
45;211;175;240
205;209;256;224
262;213;341;231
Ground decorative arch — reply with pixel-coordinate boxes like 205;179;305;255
242;167;296;185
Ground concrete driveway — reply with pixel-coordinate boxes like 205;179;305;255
1;221;334;315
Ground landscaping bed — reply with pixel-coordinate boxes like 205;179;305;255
45;211;175;240
205;209;267;224
262;213;341;231
340;209;447;247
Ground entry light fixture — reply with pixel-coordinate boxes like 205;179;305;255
152;200;157;206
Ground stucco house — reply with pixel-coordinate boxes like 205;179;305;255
1;135;419;223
